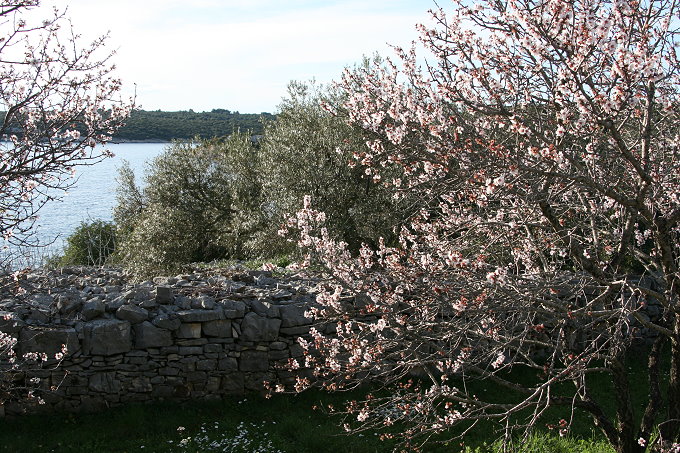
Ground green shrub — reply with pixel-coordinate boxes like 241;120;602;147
53;220;117;267
114;134;269;278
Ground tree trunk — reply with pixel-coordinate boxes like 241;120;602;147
661;314;680;443
611;357;644;453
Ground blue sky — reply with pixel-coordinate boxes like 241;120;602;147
49;0;434;113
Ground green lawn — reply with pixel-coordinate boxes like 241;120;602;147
0;348;660;452
0;387;616;453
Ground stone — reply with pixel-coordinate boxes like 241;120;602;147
29;294;54;307
220;373;244;393
156;286;174;305
133;288;152;302
240;312;281;342
269;341;287;350
250;300;279;318
116;305;149;324
279;304;312;328
187;371;207;383
203;343;222;353
245;372;272;391
134;321;173;349
269;349;289;360
88;372;121;393
221;300;246;318
82;299;105;321
280;326;311;336
174;296;191;309
83;319;132;356
105;296;126;313
202;319;231;337
19;327;79;357
218;357;238;371
254;275;276;287
240;350;269;372
55;292;82;315
191;295;215;310
176;338;207;346
139;299;158;309
196;359;217;371
0;311;24;333
176;323;201;339
130;376;152;393
152;313;181;330
176;309;222;322
27;309;49;324
271;289;293;301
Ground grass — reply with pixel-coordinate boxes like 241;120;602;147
0;390;398;453
0;349;660;452
0;386;615;453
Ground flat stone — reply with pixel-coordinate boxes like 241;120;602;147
176;309;223;322
19;327;79;357
250;300;279;318
202;319;231;337
218;357;238;371
105;296;126;313
134;321;173;349
83;319;132;356
240;350;269;371
191;295;215;310
271;289;293;301
203;344;222;353
116;305;149;324
196;359;217;371
176;323;201;339
0;312;24;333
220;373;244;393
88;372;121;393
240;312;281;342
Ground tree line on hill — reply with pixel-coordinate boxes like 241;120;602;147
112;109;275;141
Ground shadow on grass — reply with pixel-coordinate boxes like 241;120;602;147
0;347;659;452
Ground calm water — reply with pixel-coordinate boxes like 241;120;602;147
32;142;167;254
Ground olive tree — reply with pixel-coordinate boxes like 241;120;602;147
114;134;265;278
283;2;680;452
260;80;407;255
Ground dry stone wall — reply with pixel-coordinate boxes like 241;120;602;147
0;266;665;416
0;267;321;415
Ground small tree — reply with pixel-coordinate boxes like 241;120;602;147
285;2;680;453
53;220;117;267
0;0;129;407
0;1;132;264
115;134;265;278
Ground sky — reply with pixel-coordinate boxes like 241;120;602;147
44;0;435;114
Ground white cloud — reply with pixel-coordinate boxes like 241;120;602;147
44;0;434;112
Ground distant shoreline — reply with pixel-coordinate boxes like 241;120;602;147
109;139;171;144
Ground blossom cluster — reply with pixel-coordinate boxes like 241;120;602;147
283;0;680;450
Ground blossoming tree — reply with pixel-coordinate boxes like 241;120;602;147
285;1;680;452
0;1;132;261
0;0;130;405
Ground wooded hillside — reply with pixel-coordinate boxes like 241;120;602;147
112;109;274;141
